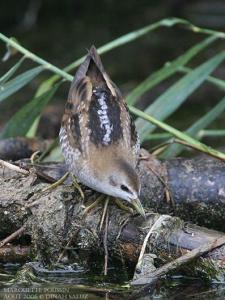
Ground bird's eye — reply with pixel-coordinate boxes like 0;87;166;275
120;185;131;193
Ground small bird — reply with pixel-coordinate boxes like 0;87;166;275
59;46;145;217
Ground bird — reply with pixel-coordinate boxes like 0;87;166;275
59;45;145;218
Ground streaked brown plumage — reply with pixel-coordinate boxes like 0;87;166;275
59;46;145;216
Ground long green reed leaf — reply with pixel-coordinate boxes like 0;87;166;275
161;96;225;157
130;106;225;161
126;36;217;105
179;66;225;91
136;50;225;140
0;56;26;85
0;66;45;103
0;83;60;138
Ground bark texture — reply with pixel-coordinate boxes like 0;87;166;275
1;147;225;280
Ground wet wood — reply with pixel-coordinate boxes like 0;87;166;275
138;150;225;230
0;245;30;263
0;137;52;160
1;148;225;279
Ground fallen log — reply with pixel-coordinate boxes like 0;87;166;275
0;137;52;161
1;136;225;229
1;142;225;283
4;147;224;230
138;149;225;230
0;165;225;282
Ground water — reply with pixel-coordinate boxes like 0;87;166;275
1;263;225;299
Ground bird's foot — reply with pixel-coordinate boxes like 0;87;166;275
114;198;134;214
83;194;105;215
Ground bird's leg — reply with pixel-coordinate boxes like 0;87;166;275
114;198;134;214
39;172;84;198
41;172;69;193
83;194;105;215
71;175;84;199
26;172;70;208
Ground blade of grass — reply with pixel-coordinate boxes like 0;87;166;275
1;18;224;93
145;130;225;141
30;19;183;98
0;56;26;85
37;17;225;93
179;66;225;91
136;50;225;140
198;129;225;138
26;19;180;137
1;17;224;138
161;95;225;158
0;33;73;81
129;105;225;161
0;19;173;88
126;36;217;105
0;83;60;138
64;17;225;76
0;65;45;103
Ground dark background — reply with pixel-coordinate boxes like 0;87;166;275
0;0;225;139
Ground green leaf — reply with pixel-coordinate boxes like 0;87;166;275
0;65;45;103
179;65;225;91
126;36;217;105
136;50;225;140
25;18;223;137
198;129;225;138
162;95;225;158
0;56;26;85
145;130;225;140
129;105;225;161
0;83;60;138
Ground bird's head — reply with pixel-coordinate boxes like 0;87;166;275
96;158;145;218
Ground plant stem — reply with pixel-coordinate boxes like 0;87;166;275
0;33;73;81
130;105;225;161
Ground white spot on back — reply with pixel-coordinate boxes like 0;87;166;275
96;92;113;145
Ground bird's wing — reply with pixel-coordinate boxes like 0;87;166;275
62;46;140;159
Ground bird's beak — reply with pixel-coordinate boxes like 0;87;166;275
131;198;146;218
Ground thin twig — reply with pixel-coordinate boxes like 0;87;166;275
99;197;109;232
103;209;109;276
57;239;72;263
145;162;173;205
134;215;170;274
0;159;29;175
132;234;225;288
31;168;56;183
0;225;26;248
18;162;58;183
